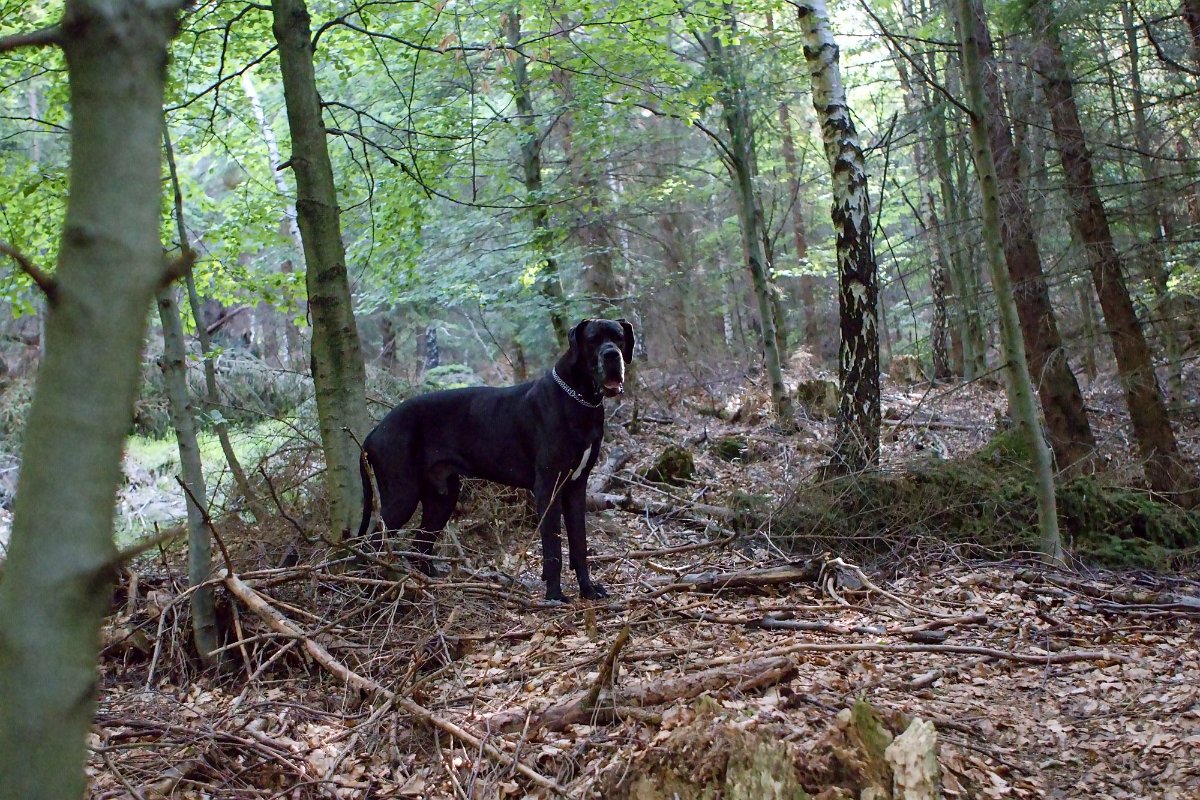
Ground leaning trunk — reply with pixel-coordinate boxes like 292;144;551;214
797;0;881;471
956;0;1064;564
272;0;369;539
965;0;1096;474
0;2;183;796
1028;2;1195;504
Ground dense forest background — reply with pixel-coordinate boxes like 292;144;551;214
0;0;1198;797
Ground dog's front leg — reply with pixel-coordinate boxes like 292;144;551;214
563;480;607;599
534;471;569;603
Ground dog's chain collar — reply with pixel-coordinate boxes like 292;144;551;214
551;367;603;409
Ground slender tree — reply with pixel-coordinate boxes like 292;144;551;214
962;0;1096;475
507;4;569;348
0;1;186;796
795;0;881;471
272;0;370;540
1026;1;1196;505
705;12;794;428
955;0;1064;565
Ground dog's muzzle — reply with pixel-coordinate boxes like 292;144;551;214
598;349;625;397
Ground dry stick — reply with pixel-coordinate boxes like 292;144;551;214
910;655;995;690
486;655;797;734
219;569;568;796
583;625;631;712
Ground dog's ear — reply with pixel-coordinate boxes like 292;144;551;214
566;319;591;367
617;318;635;364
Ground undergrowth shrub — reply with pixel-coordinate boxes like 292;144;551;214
135;354;310;438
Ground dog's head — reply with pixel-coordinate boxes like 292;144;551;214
567;318;635;398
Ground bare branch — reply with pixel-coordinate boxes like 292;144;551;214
0;239;59;303
0;25;63;54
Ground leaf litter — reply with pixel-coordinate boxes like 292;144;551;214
89;363;1200;798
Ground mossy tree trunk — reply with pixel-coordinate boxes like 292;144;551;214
956;0;1064;565
963;0;1096;475
796;0;881;471
0;2;185;796
1027;1;1196;505
272;0;370;540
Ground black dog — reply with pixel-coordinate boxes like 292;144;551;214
358;318;634;602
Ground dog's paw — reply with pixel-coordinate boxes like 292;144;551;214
580;583;609;600
544;587;573;605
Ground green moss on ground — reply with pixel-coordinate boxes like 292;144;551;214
772;434;1200;570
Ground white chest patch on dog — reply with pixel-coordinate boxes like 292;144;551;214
572;445;592;481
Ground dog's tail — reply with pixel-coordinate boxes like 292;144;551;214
357;449;379;540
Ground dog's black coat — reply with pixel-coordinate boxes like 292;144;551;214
358;319;634;602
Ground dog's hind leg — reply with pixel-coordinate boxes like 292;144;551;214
413;474;460;576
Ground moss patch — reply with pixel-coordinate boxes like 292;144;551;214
645;445;695;486
772;435;1200;569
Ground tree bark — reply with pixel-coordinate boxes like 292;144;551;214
155;284;217;664
272;0;369;540
507;5;568;349
0;3;184;797
1027;2;1196;504
964;0;1096;475
797;0;881;471
1122;0;1183;402
956;0;1064;565
707;16;794;428
1186;0;1200;60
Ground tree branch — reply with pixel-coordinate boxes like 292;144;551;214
0;240;58;304
0;25;63;54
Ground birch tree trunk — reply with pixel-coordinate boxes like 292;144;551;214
955;0;1064;565
963;0;1096;475
796;0;881;471
507;5;568;349
0;2;185;796
1027;2;1196;505
272;0;369;540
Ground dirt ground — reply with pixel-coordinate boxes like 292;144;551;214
88;364;1200;799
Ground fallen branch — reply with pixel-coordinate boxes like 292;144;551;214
485;655;796;734
219;569;567;796
644;561;823;597
587;446;632;494
586;491;736;522
584;625;631;711
591;533;737;564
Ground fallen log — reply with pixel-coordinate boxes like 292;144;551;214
587;446;632;494
484;655;796;735
219;569;566;796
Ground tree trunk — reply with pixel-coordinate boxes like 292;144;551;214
272;0;369;540
1028;2;1196;504
164;126;268;525
796;0;881;471
955;0;1064;565
778;100;820;349
893;46;952;380
0;2;184;796
708;18;794;428
1122;0;1183;402
964;0;1096;474
507;5;568;349
1184;0;1200;76
155;283;217;665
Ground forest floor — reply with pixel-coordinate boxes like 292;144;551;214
88;357;1200;799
